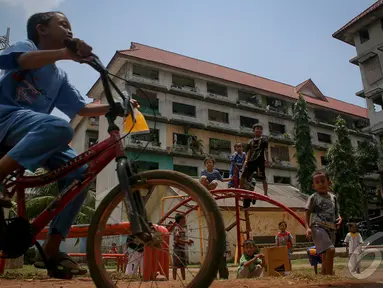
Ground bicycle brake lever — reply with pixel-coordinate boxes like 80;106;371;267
121;91;136;121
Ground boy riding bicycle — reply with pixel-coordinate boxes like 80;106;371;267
0;12;136;277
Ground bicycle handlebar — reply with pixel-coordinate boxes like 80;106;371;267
64;39;135;123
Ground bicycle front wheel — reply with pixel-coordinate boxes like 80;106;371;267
87;170;225;288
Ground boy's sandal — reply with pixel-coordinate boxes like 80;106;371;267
34;252;87;279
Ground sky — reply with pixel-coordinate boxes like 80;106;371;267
0;0;377;119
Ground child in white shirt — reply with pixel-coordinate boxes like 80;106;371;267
344;223;363;274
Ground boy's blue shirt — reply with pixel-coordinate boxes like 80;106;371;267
0;40;86;145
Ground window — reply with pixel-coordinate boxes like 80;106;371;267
269;122;286;135
88;138;97;148
134;161;159;173
267;97;288;114
172;74;195;89
359;29;370;44
240;116;259;129
274;176;291;184
133;90;159;114
173;133;190;146
363;55;383;84
174;165;198;177
208;109;229;123
209;138;231;156
172;102;196;117
317;132;332;144
238;91;263;107
132;129;160;145
372;95;383;112
132;64;159;81
207;82;227;96
320;156;328;167
270;145;290;162
89;116;99;126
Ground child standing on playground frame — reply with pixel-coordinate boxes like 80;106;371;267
228;143;246;188
305;170;342;275
200;156;231;190
241;123;269;209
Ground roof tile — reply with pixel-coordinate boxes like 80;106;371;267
120;43;368;118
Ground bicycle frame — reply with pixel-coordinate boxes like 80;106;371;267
2;49;149;246
6;128;124;242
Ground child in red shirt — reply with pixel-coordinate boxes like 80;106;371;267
275;221;294;267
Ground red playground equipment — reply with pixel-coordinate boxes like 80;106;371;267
160;187;306;263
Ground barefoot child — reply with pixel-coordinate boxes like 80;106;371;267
172;214;193;280
305;170;342;275
237;240;264;279
275;221;294;267
241;123;269;208
200;156;231;190
344;223;363;274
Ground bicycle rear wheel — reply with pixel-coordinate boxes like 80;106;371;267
86;170;225;288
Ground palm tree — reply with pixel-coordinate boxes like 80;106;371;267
10;168;95;223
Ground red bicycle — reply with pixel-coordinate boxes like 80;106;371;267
0;42;225;288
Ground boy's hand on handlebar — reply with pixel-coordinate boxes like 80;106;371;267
64;38;93;62
131;99;140;108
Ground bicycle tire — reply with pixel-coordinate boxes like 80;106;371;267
86;170;225;288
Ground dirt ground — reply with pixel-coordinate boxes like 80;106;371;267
0;278;382;288
1;262;383;287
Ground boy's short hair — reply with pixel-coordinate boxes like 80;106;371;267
175;213;185;223
252;123;263;131
243;239;256;247
348;222;357;229
234;143;242;149
204;156;215;165
278;221;287;227
312;169;330;180
27;12;65;45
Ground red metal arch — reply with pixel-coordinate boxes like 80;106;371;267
159;188;306;260
159;189;305;226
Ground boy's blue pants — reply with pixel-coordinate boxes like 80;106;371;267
2;110;89;238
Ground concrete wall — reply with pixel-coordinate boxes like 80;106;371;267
353;19;383;132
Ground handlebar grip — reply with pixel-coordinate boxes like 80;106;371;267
64;39;79;54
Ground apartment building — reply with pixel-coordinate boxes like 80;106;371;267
333;0;383;219
333;0;383;136
84;42;374;200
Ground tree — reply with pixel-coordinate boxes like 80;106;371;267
293;94;317;194
11;168;95;224
326;116;362;222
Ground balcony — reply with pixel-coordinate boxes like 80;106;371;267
266;98;289;116
87;117;99;131
268;132;293;144
238;91;263;109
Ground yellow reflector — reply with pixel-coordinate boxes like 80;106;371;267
123;108;149;134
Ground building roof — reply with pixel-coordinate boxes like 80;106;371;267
333;0;383;45
118;42;368;119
